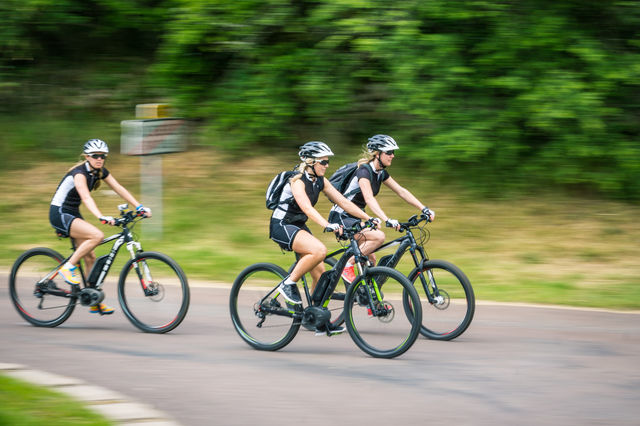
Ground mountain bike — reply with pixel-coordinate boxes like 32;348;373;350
322;212;475;341
9;204;190;333
229;220;422;359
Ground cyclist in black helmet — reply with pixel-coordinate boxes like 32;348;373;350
50;139;151;314
328;134;435;283
270;141;375;335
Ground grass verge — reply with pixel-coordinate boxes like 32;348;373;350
0;374;112;426
1;148;639;310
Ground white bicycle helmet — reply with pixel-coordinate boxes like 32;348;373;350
83;139;109;154
298;141;334;160
367;134;399;153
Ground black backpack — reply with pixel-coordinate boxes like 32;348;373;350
328;162;373;197
266;170;298;210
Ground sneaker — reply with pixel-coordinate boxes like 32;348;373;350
58;263;80;285
278;282;302;305
89;303;114;315
315;322;346;336
341;265;356;283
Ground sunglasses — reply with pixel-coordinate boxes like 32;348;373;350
89;154;108;159
316;159;330;166
382;150;395;156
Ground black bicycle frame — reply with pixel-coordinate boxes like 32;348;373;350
325;224;438;303
258;232;372;319
42;224;141;295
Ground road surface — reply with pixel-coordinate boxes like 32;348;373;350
1;276;639;425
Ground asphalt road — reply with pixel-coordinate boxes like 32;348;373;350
1;275;639;426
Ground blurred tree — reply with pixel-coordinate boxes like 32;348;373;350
2;0;640;199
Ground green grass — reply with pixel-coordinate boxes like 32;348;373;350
0;374;112;426
1;148;639;310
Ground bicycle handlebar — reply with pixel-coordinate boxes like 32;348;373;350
396;213;431;231
330;218;378;241
113;209;147;227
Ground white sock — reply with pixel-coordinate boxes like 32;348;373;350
283;278;297;286
65;261;76;270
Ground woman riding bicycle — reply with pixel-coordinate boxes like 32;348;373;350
270;141;375;334
50;139;151;314
328;134;435;282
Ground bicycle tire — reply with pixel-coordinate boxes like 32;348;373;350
9;247;76;327
118;251;190;333
230;262;300;351
344;266;422;359
404;259;475;340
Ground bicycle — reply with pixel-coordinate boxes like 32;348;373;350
320;212;475;341
9;204;190;333
229;220;423;359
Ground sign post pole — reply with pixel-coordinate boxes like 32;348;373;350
140;155;163;238
120;104;186;239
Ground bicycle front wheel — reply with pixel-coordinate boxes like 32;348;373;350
118;251;190;333
230;263;299;351
9;248;76;327
405;259;475;340
344;266;422;359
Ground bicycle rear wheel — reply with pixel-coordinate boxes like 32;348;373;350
405;259;475;340
230;263;299;351
344;266;421;359
9;248;76;327
118;251;190;333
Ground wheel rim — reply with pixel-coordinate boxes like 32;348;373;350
120;255;188;332
231;266;297;349
346;269;420;358
408;264;473;339
10;251;75;326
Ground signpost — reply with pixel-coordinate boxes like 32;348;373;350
121;104;187;238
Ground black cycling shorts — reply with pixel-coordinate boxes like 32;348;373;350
328;210;360;230
49;205;81;237
269;219;311;252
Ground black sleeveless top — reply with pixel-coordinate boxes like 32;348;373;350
272;171;324;224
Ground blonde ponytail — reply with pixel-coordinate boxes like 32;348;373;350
290;159;314;183
357;148;377;168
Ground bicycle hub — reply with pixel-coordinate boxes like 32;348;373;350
78;288;105;306
301;306;331;329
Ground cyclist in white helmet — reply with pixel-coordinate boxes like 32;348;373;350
328;134;435;283
270;141;374;335
50;139;151;315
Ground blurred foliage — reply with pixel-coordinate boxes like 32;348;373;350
1;0;640;199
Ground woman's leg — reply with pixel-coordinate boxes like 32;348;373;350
358;228;385;264
290;230;327;292
68;219;104;270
